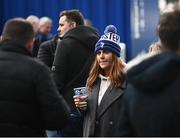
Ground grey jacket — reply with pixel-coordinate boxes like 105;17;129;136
83;79;125;137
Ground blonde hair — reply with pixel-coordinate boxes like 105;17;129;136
87;54;125;89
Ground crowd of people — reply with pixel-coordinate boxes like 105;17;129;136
0;4;180;137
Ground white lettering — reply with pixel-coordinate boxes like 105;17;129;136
100;33;120;43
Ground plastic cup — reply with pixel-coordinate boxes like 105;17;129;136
73;87;87;96
73;87;88;110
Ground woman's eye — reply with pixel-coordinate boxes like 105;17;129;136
97;52;101;55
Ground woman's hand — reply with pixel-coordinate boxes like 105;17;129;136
73;95;88;110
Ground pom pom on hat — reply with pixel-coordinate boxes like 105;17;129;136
104;25;117;34
95;25;121;57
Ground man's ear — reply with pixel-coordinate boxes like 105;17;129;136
70;21;77;28
25;39;34;52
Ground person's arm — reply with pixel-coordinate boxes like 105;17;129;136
35;65;70;130
37;41;52;68
52;41;68;93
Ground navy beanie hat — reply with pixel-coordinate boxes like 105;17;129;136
95;25;121;57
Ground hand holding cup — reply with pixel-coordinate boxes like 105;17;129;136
73;87;88;110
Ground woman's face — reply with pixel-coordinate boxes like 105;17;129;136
96;50;113;76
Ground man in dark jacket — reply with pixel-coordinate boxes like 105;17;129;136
0;18;70;136
119;7;180;137
52;9;99;136
38;34;59;68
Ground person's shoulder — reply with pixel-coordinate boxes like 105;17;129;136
64;25;99;37
27;57;49;70
124;52;157;73
76;25;99;37
40;38;54;47
58;36;76;50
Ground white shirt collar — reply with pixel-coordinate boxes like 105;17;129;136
99;74;109;80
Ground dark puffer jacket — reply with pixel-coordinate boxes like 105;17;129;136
0;40;70;136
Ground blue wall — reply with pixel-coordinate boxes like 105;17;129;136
0;0;159;61
0;0;131;59
130;0;160;58
0;0;130;39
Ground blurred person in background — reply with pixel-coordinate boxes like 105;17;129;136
32;16;53;57
125;41;162;73
38;16;53;42
37;16;61;68
26;15;39;33
119;6;180;137
26;15;41;57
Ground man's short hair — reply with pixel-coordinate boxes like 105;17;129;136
26;15;39;23
157;7;180;51
59;9;84;26
2;18;35;45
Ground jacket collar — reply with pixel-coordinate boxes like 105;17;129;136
96;86;123;119
0;40;32;57
88;78;124;119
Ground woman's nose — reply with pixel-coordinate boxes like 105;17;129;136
99;52;104;58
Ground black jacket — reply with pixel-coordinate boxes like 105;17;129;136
32;32;53;57
52;25;99;111
0;40;70;136
38;34;59;68
119;52;180;136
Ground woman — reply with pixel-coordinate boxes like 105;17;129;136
74;25;126;137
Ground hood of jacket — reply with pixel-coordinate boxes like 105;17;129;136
126;52;180;92
62;25;99;52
